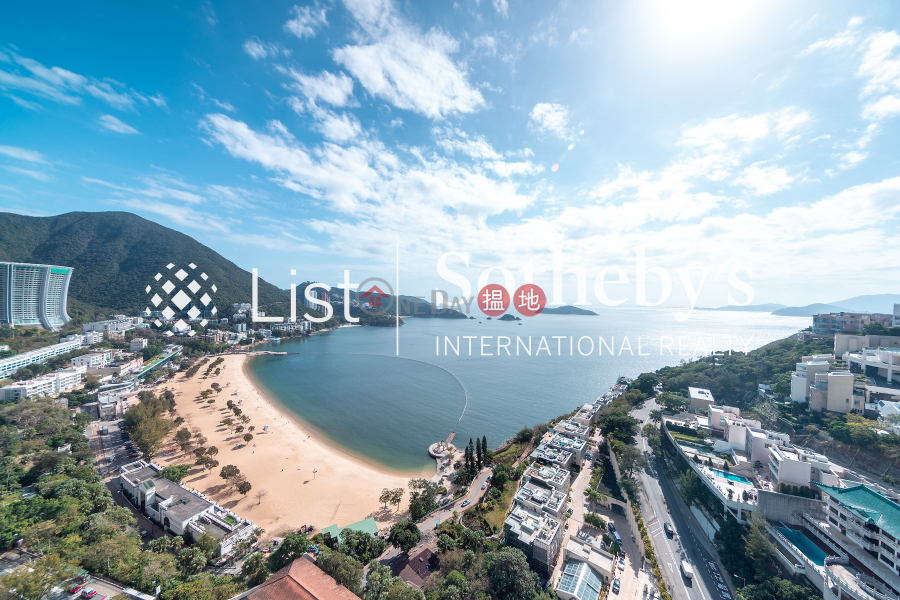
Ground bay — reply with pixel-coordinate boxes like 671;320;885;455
248;308;809;471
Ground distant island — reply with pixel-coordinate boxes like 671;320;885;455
541;305;597;316
498;314;521;321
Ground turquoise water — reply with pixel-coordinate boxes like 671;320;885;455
777;527;826;566
250;309;808;471
709;468;751;483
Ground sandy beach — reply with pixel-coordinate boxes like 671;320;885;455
155;354;429;539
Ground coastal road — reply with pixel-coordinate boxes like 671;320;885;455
418;469;492;533
631;399;734;600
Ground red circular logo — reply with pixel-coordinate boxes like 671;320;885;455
513;284;546;317
477;284;510;317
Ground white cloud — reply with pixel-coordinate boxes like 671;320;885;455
734;163;794;196
284;4;328;39
98;114;140;134
680;108;811;151
83;175;205;203
0;145;46;163
389;118;404;128
315;110;362;143
862;94;900;120
333;0;485;119
838;150;868;170
0;50;164;112
284;70;354;106
570;28;589;42
493;0;508;17
486;160;543;177
529;103;572;140
436;130;503;160
800;17;862;56
243;38;279;60
3;166;50;181
858;31;900;98
191;84;236;112
473;35;497;56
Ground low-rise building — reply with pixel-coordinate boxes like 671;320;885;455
0;339;82;379
815;482;900;580
553;420;590;440
118;462;255;556
558;534;615;600
790;355;835;402
745;427;790;465
514;481;567;517
709;405;742;432
572;403;601;426
689;387;715;413
547;433;588;466
522;462;571;491
504;504;563;577
1;365;85;401
230;555;360;600
835;333;900;357
812;312;893;336
200;329;230;344
530;443;574;469
83;319;133;334
71;349;112;370
809;370;859;414
130;338;149;352
271;321;312;334
769;445;844;489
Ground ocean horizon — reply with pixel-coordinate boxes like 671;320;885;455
248;308;809;471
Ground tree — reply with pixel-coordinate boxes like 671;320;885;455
389;487;404;511
207;446;219;456
437;533;458;553
241;551;270;586
220;464;241;484
159;464;190;484
482;436;489;463
318;551;363;595
486;547;539;600
743;510;775;580
200;390;210;401
237;480;252;496
679;469;702;507
178;547;208;576
633;373;660;395
243;433;254;443
267;532;310;572
617;445;648;476
515;427;533;442
175;428;193;453
649;409;663;423
657;392;688;412
388;519;421;554
752;460;764;473
407;479;439;520
364;562;403;600
459;527;485;552
642;423;659;439
0;553;71;600
131;416;170;461
196;531;218;557
380;488;392;509
492;464;510;491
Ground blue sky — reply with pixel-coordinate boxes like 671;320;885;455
1;0;899;309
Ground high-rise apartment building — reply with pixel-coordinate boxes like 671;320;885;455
0;262;73;331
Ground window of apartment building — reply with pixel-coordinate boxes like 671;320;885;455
840;513;847;520
829;517;839;526
881;555;895;568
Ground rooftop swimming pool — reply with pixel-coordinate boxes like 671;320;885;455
708;468;751;484
776;527;826;567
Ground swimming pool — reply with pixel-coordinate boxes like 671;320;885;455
776;527;826;566
709;468;751;484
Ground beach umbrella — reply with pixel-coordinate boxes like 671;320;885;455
313;469;317;479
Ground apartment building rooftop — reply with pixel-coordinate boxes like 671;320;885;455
530;443;573;467
523;462;570;490
553;419;590;439
814;482;900;540
515;481;567;516
505;505;562;545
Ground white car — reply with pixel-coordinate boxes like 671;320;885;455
481;482;487;490
461;500;471;508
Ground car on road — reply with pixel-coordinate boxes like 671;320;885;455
129;452;141;458
81;588;97;599
681;560;694;579
140;529;148;537
460;500;470;508
612;579;621;594
664;522;675;536
481;483;486;490
608;523;616;533
618;557;625;569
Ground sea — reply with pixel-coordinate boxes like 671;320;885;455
248;308;808;472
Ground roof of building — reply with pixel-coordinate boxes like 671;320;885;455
814;482;900;539
320;516;378;540
558;558;605;600
244;556;358;600
152;478;213;521
392;547;438;589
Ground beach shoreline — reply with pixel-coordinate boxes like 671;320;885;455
158;353;429;539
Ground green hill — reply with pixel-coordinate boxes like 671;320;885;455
0;211;291;317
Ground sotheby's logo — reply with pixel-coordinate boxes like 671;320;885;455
145;262;217;335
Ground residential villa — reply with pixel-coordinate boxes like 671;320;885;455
1;365;85;401
229;556;359;600
522;462;571;491
514;481;568;518
689;387;715;413
553;419;590;440
504;504;563;577
530;443;574;469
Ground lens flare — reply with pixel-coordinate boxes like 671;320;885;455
551;163;559;172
